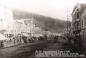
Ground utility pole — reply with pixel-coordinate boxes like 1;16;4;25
67;9;69;36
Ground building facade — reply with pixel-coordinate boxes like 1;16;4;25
71;3;86;48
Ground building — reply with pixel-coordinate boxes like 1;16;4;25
71;3;86;49
72;3;86;35
11;18;44;36
72;3;86;34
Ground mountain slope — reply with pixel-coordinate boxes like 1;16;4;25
13;10;67;33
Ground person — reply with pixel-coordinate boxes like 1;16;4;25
54;35;58;43
22;36;28;43
0;41;3;47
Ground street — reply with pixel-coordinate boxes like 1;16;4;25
0;39;85;58
0;41;47;58
29;42;85;58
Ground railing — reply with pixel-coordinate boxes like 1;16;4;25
72;26;86;34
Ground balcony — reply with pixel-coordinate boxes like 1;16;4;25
76;19;80;22
72;19;80;25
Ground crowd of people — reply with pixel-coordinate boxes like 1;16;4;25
0;32;65;48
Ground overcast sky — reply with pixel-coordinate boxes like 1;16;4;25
1;0;86;21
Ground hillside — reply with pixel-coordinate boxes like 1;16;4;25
13;10;67;33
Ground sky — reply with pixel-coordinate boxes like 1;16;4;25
1;0;86;21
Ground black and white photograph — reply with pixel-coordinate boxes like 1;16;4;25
0;0;86;58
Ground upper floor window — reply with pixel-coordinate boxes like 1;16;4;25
77;13;79;19
76;9;79;19
83;16;86;26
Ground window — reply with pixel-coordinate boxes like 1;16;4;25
77;13;79;19
77;9;79;19
83;16;86;26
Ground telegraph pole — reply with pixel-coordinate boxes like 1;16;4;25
67;9;69;36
